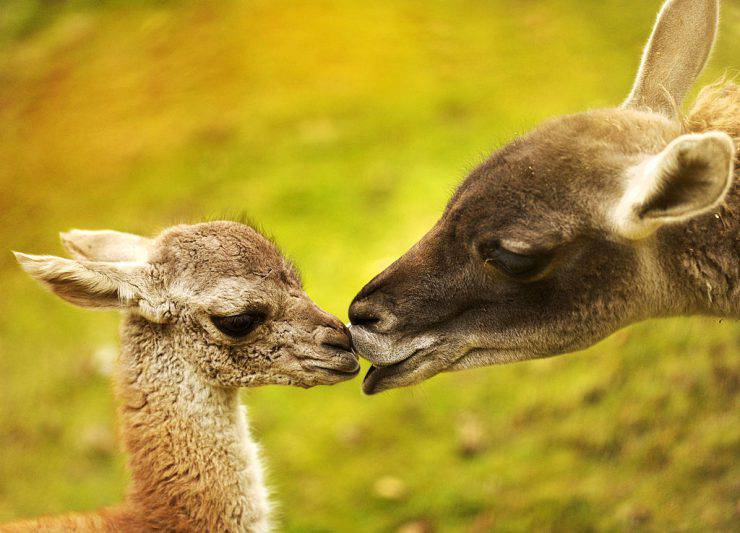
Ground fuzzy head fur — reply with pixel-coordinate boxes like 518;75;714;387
16;221;359;389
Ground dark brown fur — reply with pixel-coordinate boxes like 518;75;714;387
349;1;737;394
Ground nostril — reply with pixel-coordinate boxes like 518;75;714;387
348;300;383;329
352;313;380;328
349;310;380;329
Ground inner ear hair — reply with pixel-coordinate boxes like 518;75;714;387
637;157;713;219
614;131;735;239
640;132;735;219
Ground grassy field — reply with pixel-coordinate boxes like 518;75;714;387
1;0;738;530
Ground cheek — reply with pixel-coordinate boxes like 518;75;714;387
174;328;246;373
399;269;482;324
262;318;308;353
468;279;579;332
520;275;637;349
191;343;242;381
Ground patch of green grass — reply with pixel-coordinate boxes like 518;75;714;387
1;1;738;530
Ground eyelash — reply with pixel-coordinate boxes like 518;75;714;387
478;240;551;279
211;311;266;338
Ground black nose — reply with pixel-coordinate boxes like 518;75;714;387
348;299;383;330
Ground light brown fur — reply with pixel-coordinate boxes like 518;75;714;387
6;222;359;531
684;80;740;147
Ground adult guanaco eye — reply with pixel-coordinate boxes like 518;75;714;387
211;311;265;338
477;240;551;279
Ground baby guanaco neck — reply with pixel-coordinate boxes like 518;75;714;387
114;316;270;532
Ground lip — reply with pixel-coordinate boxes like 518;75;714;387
350;325;451;393
361;352;423;394
303;352;361;379
309;362;361;376
362;364;388;394
315;366;361;380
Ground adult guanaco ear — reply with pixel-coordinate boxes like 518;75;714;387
623;0;719;117
60;229;151;262
613;132;735;239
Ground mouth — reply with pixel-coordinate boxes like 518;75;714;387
363;345;531;392
311;362;361;376
361;349;436;395
362;363;392;394
350;325;454;394
303;351;361;383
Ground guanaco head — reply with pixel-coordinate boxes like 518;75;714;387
349;0;737;394
15;221;359;389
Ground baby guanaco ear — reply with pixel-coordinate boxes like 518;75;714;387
613;132;735;239
623;0;719;117
14;252;148;310
60;229;151;262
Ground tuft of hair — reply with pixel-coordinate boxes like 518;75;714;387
184;212;304;285
684;77;740;156
184;211;257;228
174;211;279;248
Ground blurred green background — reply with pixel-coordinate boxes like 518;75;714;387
1;0;738;530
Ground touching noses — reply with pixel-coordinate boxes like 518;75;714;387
348;298;382;329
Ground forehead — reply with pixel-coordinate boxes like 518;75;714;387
151;222;300;288
446;109;678;237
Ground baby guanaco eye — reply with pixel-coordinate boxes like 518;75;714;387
211;311;265;338
477;240;552;279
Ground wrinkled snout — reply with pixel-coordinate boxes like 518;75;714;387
347;238;440;363
348;268;405;365
348;284;397;333
348;228;460;393
316;323;358;373
303;303;360;380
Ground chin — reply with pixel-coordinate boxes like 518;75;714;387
360;346;460;395
302;368;361;388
